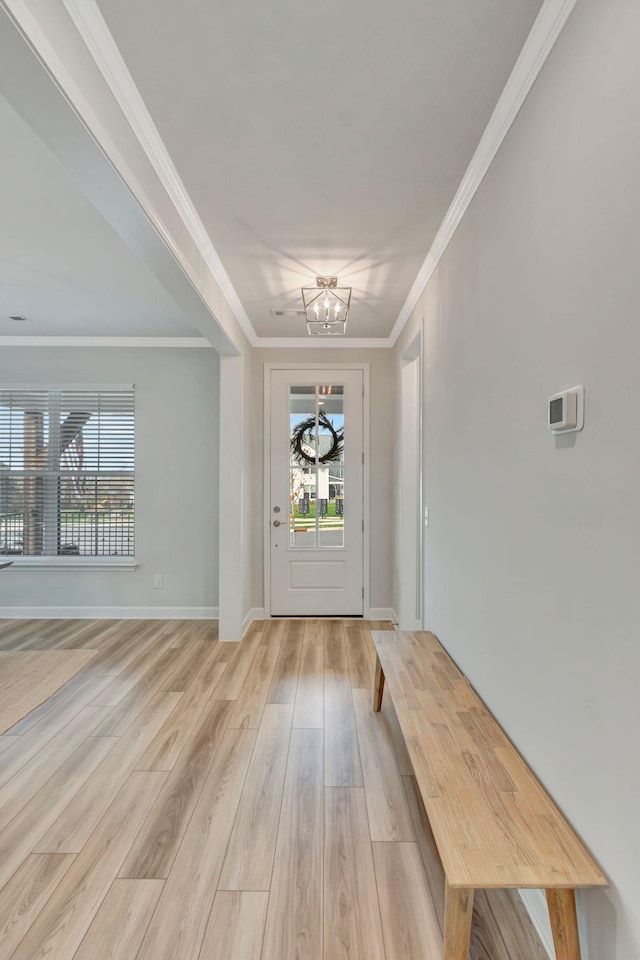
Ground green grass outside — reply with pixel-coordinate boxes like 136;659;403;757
292;501;343;519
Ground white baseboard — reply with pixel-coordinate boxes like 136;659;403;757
519;889;555;959
366;607;398;623
0;606;219;620
241;607;265;639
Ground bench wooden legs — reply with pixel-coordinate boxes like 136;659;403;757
441;886;580;960
546;889;582;960
444;882;474;960
373;655;385;711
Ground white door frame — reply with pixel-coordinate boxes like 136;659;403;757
398;334;423;631
263;362;370;619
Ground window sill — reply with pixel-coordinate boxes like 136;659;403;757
2;557;138;571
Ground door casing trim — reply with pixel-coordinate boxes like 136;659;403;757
263;362;370;619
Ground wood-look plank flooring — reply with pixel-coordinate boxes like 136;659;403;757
0;617;548;960
0;649;97;733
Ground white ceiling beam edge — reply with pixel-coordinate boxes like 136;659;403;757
0;0;241;355
1;0;576;352
61;0;577;350
61;0;257;349
0;337;212;348
0;335;391;349
389;0;578;346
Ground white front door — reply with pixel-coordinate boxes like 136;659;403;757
268;368;364;616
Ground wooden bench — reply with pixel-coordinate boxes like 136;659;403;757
372;630;607;960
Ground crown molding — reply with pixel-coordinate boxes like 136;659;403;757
0;335;390;349
62;0;258;349
13;0;576;354
0;0;240;356
0;336;212;348
254;336;391;350
389;0;578;346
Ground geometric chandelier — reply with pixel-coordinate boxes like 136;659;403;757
301;276;351;336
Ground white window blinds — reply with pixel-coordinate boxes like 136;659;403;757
0;386;135;558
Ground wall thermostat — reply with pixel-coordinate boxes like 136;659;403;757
548;385;584;434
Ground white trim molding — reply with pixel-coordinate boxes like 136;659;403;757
255;337;390;350
0;0;239;357
2;0;576;353
61;0;257;348
366;608;398;623
518;890;555;959
389;0;579;345
52;0;574;353
0;336;390;349
3;557;138;571
0;606;219;619
241;607;266;640
0;337;212;348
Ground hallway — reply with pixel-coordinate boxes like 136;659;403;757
0;618;547;959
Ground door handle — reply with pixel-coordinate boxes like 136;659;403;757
273;520;282;527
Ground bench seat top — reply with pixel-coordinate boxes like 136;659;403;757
373;630;607;891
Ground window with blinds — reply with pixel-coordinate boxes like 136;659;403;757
0;386;135;558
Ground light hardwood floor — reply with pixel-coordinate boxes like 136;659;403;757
0;617;549;960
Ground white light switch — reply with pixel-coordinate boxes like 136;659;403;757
153;574;163;589
424;507;429;527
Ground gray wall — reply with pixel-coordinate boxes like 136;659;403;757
0;346;219;613
250;348;394;613
394;0;640;955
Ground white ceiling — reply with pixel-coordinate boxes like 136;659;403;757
0;93;199;339
96;0;543;339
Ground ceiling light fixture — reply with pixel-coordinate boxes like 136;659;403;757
301;276;351;336
8;315;32;322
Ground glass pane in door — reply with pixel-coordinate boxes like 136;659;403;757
289;386;316;548
289;385;346;549
318;386;345;547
